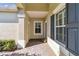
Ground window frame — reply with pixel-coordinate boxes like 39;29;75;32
50;4;66;47
34;21;43;35
55;9;66;45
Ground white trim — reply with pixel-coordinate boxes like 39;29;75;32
34;21;43;35
46;3;66;40
53;4;66;14
54;14;56;40
49;4;66;40
62;9;66;25
56;25;66;27
52;3;66;42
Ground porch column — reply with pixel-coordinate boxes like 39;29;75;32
17;9;25;48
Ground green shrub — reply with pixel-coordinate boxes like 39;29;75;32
0;40;16;51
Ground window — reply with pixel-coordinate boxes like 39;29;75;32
56;9;66;44
51;15;54;39
34;21;43;35
35;23;41;33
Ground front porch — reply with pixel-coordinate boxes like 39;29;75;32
0;39;56;56
0;3;78;56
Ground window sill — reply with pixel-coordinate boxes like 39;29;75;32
34;33;42;35
54;40;66;48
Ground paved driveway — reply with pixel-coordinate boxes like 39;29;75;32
0;39;56;56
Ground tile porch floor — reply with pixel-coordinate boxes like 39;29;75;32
0;39;56;56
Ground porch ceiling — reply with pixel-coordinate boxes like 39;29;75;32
23;3;49;11
17;3;59;18
26;11;48;18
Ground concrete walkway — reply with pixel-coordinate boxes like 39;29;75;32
0;39;56;56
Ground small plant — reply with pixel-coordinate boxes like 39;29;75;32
0;39;16;51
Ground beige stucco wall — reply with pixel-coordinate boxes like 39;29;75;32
0;12;18;44
0;23;18;42
28;18;45;39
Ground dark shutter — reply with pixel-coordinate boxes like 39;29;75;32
76;3;79;55
51;15;54;40
66;3;79;55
